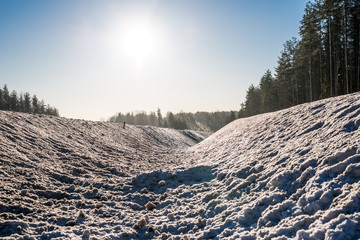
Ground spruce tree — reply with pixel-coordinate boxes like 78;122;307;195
24;92;32;113
9;90;19;111
157;108;162;127
244;84;262;116
260;70;277;112
275;38;298;108
32;95;40;114
3;85;10;110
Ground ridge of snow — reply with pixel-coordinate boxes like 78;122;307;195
180;92;360;239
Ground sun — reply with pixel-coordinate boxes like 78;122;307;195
122;22;161;67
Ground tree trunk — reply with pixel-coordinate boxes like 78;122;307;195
335;51;339;96
320;47;322;97
309;50;313;101
343;0;349;94
358;23;360;92
328;15;333;97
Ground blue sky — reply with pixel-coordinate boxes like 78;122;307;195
0;0;308;120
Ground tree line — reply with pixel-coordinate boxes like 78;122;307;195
108;109;237;132
0;85;59;116
239;0;360;117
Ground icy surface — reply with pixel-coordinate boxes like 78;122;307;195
1;93;360;239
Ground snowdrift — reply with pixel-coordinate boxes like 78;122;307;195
183;93;360;239
0;112;209;239
1;93;360;239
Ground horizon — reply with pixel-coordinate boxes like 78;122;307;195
0;0;308;121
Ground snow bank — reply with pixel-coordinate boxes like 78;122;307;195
181;92;360;239
0;112;209;239
1;92;360;239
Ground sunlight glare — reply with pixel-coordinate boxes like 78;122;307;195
122;21;162;68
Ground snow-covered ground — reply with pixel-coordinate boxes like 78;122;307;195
1;93;360;239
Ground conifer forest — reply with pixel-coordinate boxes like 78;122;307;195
239;0;360;118
0;85;59;116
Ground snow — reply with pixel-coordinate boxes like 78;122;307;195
1;92;360;239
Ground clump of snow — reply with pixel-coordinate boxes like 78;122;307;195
145;201;157;211
1;93;360;239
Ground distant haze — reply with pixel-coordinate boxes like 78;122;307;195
0;0;307;120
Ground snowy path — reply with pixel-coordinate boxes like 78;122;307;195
1;93;360;239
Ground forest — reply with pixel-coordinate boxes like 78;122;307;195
0;85;59;116
108;109;237;132
239;0;360;118
0;82;233;130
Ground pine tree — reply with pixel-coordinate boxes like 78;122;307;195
32;95;40;113
275;38;298;108
24;92;32;113
157;108;162;127
19;93;24;112
259;70;277;112
39;100;45;114
3;85;10;110
244;84;262;116
9;90;19;111
167;112;175;128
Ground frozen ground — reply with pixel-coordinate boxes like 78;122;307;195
1;93;360;239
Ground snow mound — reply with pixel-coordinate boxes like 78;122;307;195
181;92;360;239
0;112;209;239
1;93;360;239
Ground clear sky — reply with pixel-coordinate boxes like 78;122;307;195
0;0;308;121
